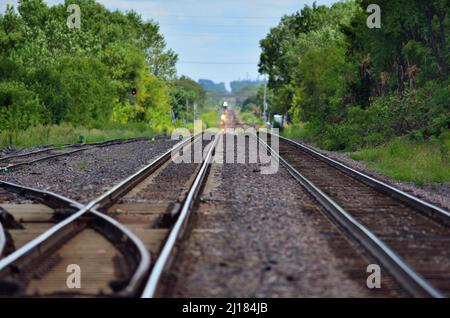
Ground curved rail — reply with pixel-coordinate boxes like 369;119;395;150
0;181;83;259
0;219;5;258
0;181;83;210
0;135;194;297
0;181;83;267
257;134;444;298
141;133;219;298
89;208;151;297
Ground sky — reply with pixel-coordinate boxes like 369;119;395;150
1;0;338;87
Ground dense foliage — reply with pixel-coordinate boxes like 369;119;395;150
259;0;449;151
170;76;206;124
198;79;226;93
230;79;266;93
0;0;206;142
240;85;269;118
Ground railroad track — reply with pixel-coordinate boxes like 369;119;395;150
0;133;217;297
258;132;450;298
0;182;82;259
0;137;148;172
2;126;447;298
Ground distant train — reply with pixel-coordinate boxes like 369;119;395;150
220;101;229;112
220;101;228;129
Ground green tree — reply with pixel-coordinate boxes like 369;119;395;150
0;0;179;132
25;57;114;126
170;76;206;122
0;81;47;143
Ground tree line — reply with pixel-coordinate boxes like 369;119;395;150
259;0;449;150
0;0;205;141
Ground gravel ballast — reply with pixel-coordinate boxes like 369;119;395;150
0;138;178;203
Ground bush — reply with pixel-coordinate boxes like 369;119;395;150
282;124;312;140
0;57;24;81
26;56;115;127
0;81;47;131
239;111;264;126
200;110;220;128
54;56;115;126
112;103;146;124
305;83;449;152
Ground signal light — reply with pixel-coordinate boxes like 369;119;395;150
131;88;137;96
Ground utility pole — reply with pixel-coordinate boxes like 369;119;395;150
171;109;176;125
263;81;268;123
184;97;188;128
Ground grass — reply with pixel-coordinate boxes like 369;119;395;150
0;122;159;148
282;123;311;139
349;134;450;185
284;123;449;186
200;110;220;128
237;111;264;126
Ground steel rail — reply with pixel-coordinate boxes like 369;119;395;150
0;147;54;163
0;135;195;296
3;147;99;171
0;218;5;258
82;134;201;295
275;134;450;225
0;183;150;297
141;133;219;298
89;208;151;297
0;181;83;258
0;137;149;163
0;137;150;172
0;181;84;270
0;180;83;211
0;199;150;297
76;135;199;296
257;134;444;298
88;135;199;211
0;200;88;269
